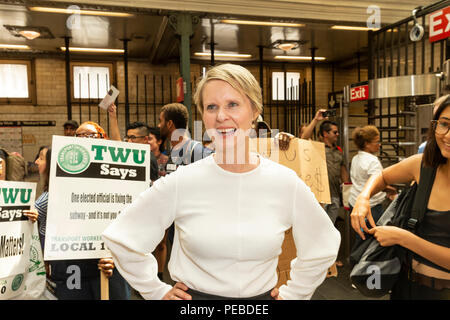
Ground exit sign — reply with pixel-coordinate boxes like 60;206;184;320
350;81;369;102
429;6;450;43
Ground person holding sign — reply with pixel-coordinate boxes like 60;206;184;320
46;105;130;300
103;63;340;300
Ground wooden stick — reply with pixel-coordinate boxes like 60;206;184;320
100;270;109;300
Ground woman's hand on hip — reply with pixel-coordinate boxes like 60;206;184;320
163;282;192;300
271;288;283;300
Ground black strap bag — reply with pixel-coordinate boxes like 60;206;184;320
349;164;437;297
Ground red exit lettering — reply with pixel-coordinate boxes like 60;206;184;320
429;6;450;43
350;85;368;102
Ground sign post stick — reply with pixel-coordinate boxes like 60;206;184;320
100;271;109;300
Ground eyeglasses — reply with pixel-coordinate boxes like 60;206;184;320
124;135;146;141
76;132;102;138
431;119;450;135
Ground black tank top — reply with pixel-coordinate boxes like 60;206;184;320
415;208;450;273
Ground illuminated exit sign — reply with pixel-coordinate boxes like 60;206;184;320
350;81;369;102
429;6;450;43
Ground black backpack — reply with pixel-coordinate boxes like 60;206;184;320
349;164;437;297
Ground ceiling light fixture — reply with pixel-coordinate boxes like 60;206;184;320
4;25;54;40
29;7;133;17
220;19;304;28
0;44;31;50
271;40;306;51
274;55;326;61
194;52;252;58
18;30;41;40
331;25;378;31
60;47;124;53
276;43;297;51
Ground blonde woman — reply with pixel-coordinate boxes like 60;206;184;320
103;64;340;300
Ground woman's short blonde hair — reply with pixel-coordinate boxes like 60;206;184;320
352;125;380;150
193;63;263;117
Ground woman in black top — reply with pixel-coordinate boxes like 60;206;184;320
351;97;450;299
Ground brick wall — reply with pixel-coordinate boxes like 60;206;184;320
0;57;365;165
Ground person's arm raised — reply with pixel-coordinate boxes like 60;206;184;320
108;103;122;142
300;109;327;140
351;154;422;239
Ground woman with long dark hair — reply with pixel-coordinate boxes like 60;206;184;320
351;97;450;299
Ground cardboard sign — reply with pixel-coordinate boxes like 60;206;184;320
250;137;331;288
429;6;450;43
350;81;369;102
250;138;330;204
44;136;150;261
0;181;35;281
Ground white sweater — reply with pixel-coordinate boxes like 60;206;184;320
102;154;341;300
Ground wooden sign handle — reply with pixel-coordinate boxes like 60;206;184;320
100;271;109;300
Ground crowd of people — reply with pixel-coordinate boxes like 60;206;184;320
1;63;449;300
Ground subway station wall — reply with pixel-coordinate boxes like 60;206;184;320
0;57;366;165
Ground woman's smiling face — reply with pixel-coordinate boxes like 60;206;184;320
436;105;450;159
202;80;259;150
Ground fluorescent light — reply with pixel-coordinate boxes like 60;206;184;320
331;25;378;31
194;52;252;58
60;47;124;53
331;25;398;32
0;44;31;50
275;55;326;61
28;6;133;17
220;19;304;28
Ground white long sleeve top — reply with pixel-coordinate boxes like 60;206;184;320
102;154;341;300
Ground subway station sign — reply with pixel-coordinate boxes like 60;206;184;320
429;6;450;43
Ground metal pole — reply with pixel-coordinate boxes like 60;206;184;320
210;19;215;66
122;39;130;127
310;47;317;117
259;45;264;103
169;13;198;131
64;36;72;120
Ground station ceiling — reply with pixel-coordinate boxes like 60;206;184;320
0;0;441;66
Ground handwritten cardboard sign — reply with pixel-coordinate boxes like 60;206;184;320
250;138;330;204
250;137;331;287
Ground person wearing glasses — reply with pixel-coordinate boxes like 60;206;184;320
48;104;131;300
317;120;350;269
319;122;350;221
418;94;449;154
124;122;159;183
351;97;450;299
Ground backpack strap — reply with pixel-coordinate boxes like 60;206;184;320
189;140;202;164
407;163;437;231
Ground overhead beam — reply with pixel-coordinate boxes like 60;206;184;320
148;16;168;63
48;0;437;24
